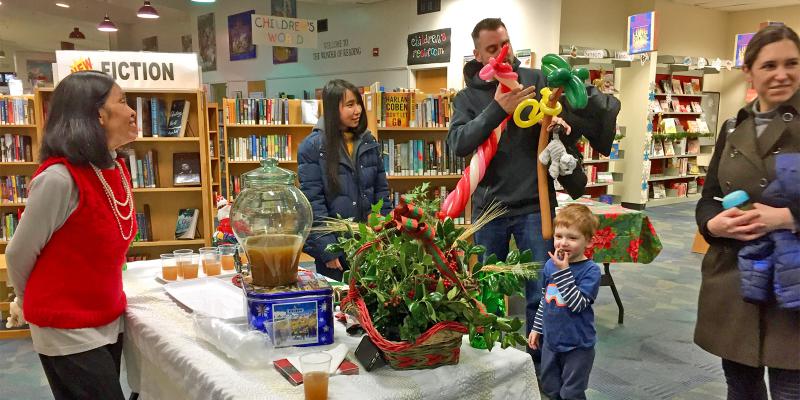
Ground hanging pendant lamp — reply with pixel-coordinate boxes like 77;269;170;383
137;1;159;19
69;27;86;39
97;14;118;32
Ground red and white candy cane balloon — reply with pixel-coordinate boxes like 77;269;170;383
439;44;522;219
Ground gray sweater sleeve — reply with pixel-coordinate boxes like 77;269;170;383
5;164;78;303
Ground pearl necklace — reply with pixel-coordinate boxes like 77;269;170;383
92;160;134;240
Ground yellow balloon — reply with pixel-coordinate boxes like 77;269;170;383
539;99;563;116
513;98;544;128
539;87;563;116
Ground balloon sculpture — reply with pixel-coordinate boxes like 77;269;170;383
439;47;589;240
439;44;521;219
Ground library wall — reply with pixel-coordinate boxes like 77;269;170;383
117;18;192;54
559;0;646;51
654;0;729;60
186;0;562;97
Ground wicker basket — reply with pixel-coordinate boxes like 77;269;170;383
342;293;467;370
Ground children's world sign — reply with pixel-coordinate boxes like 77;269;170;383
252;15;318;48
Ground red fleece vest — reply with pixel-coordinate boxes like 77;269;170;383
23;157;135;329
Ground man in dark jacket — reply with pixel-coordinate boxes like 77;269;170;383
448;18;592;362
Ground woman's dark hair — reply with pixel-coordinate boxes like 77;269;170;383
321;79;367;196
39;70;116;168
743;24;800;69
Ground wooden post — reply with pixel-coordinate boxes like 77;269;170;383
536;88;563;240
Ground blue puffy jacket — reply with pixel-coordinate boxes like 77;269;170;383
297;119;392;281
738;153;800;309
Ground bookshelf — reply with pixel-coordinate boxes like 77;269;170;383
34;88;214;260
0;94;39;255
221;98;318;199
646;68;714;204
616;52;719;209
205;102;222;232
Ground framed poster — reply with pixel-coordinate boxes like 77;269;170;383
271;0;298;64
198;13;217;72
228;10;257;61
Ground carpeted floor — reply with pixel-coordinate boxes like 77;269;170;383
0;201;728;399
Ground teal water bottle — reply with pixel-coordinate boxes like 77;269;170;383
722;190;753;210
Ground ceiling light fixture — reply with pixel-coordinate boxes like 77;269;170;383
137;1;159;19
56;2;69;7
97;14;118;32
69;27;85;39
191;0;216;3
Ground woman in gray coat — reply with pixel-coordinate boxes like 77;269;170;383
695;25;800;399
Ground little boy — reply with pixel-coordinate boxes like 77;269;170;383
528;204;601;400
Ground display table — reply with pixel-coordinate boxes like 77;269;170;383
122;260;539;400
558;197;663;324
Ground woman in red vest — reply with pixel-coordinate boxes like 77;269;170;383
5;70;137;399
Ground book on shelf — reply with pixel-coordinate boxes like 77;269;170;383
650;100;663;114
695;119;710;134
0;97;35;125
164;99;191;137
651;183;667;199
671;79;684;95
664;140;676;156
223;98;296;125
609;143;620;160
1;134;33;162
652;140;665;157
175;208;200;240
123;150;159;189
691;101;703;113
583;165;599;184
134;204;153;242
661;118;678;134
691;78;702;94
172;152;201;187
683;82;694;95
660;80;673;94
126;255;148;262
372;86;454;128
688;180;699;194
380;138;464;176
670;182;689;197
150;98;168;137
597;171;614;183
686;138;700;154
1;175;30;203
228;135;291;162
1;208;22;240
670;99;681;113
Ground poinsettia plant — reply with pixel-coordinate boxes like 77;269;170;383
324;184;541;351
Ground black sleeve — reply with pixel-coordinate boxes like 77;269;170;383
446;91;508;158
695;124;737;246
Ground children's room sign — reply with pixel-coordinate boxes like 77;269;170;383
627;11;657;55
251;15;317;48
55;51;200;90
407;28;451;65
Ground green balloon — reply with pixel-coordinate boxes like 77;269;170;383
540;53;589;110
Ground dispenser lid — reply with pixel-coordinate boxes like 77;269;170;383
240;158;295;187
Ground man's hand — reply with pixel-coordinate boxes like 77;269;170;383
548;116;572;135
494;84;536;114
752;203;795;232
325;258;343;271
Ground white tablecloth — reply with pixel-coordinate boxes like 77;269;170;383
122;260;539;400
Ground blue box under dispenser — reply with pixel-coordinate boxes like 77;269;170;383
244;269;334;347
